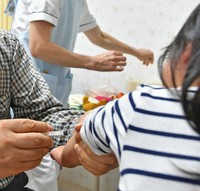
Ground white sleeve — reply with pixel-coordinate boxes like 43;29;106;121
80;106;113;155
80;92;137;160
26;0;63;26
79;0;97;32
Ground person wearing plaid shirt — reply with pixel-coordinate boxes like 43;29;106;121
0;30;117;190
0;29;84;190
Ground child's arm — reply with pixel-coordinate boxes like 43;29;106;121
50;133;81;167
50;111;119;173
50;113;89;167
58;114;89;167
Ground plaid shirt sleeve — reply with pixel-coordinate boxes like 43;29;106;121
0;30;84;189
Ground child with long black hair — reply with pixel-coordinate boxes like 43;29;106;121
51;4;200;191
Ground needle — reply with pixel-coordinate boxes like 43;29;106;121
43;129;75;137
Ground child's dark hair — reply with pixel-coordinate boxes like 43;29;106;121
158;4;200;133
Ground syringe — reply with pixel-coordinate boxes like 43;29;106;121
43;129;75;137
43;116;79;137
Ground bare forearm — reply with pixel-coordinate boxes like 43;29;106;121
92;31;140;57
31;41;127;72
85;26;154;65
31;41;91;68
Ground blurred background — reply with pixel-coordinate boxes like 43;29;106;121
71;0;200;94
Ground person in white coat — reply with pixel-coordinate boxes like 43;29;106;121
5;0;153;190
7;0;154;106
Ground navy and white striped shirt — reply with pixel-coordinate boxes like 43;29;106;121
80;84;200;191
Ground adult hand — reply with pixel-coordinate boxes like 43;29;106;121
89;50;126;72
136;48;154;65
0;119;53;178
51;113;118;176
74;140;118;176
74;125;118;176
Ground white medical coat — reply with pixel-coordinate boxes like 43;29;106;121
10;0;97;106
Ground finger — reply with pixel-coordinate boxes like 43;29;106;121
143;62;149;66
50;146;65;165
75;125;82;132
74;144;117;176
4;147;49;167
111;56;127;63
75;132;82;143
149;57;154;64
19;148;49;162
101;61;126;72
105;66;124;72
113;61;127;67
15;132;53;149
4;119;53;133
111;64;125;72
18;158;44;172
146;60;152;64
80;156;118;176
6;159;43;176
74;144;107;175
80;161;107;176
75;141;118;165
110;50;123;56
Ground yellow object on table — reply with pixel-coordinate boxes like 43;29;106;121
82;95;107;111
68;94;99;110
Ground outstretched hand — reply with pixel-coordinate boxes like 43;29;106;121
89;50;127;72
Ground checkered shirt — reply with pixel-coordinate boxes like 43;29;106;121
0;30;84;189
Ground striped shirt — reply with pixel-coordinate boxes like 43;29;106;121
80;84;200;191
0;30;84;189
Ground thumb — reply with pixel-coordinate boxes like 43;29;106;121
75;132;82;143
50;146;64;165
5;119;53;133
75;125;82;132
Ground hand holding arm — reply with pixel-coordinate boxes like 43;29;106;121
0;119;53;178
50;113;118;176
74;112;118;175
50;132;118;176
74;139;118;176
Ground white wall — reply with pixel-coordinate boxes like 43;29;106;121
71;0;200;94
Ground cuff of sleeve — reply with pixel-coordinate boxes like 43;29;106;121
79;20;97;33
29;12;58;26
